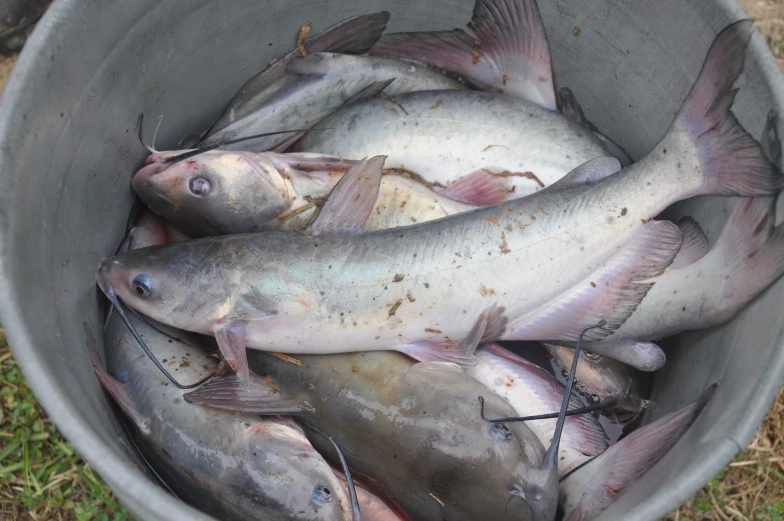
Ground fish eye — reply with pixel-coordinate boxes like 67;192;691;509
583;351;602;361
312;484;333;504
490;423;513;443
131;273;154;298
189;177;211;197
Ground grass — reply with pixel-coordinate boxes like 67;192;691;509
0;2;784;519
0;339;131;520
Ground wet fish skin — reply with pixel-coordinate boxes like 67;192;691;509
188;350;558;521
297;89;613;196
467;343;608;476
203;53;466;152
559;386;715;521
97;21;779;385
132;149;490;237
94;213;353;521
207;11;392;135
100;313;352;521
544;343;644;418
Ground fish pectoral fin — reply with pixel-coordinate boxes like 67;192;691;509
669;217;709;269
83;323;150;434
213;321;251;390
508;220;684;345
439;169;510;206
548;157;621;191
308;156;387;234
399;304;500;368
184;374;303;415
560;385;715;521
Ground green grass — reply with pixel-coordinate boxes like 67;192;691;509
0;335;132;521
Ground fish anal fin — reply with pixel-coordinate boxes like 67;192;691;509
507;220;683;343
670;216;710;269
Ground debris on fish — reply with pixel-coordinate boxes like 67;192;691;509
559;385;716;521
98;20;781;387
468;343;609;475
297;88;615;197
132;147;509;237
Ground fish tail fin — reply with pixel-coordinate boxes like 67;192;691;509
83;322;150;434
371;0;556;109
702;195;784;326
184;374;303;415
667;20;782;198
560;385;716;521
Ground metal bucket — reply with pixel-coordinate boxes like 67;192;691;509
0;0;781;519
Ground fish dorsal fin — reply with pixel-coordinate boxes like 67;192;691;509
308;156;387;234
370;0;555;109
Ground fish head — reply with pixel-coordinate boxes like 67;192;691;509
95;239;238;331
129;210;169;250
547;344;644;420
511;459;559;521
132;150;291;237
244;418;354;521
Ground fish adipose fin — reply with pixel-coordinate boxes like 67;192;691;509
184;373;303;415
84;323;150;434
548;157;622;191
670;20;782;198
400;304;499;368
309;155;387;234
371;0;556;109
669;217;710;269
557;87;633;167
507;220;683;343
439;169;510;205
560;385;716;521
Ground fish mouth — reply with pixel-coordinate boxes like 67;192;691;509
504;491;532;520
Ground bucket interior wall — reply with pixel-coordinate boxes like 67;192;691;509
0;1;782;520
